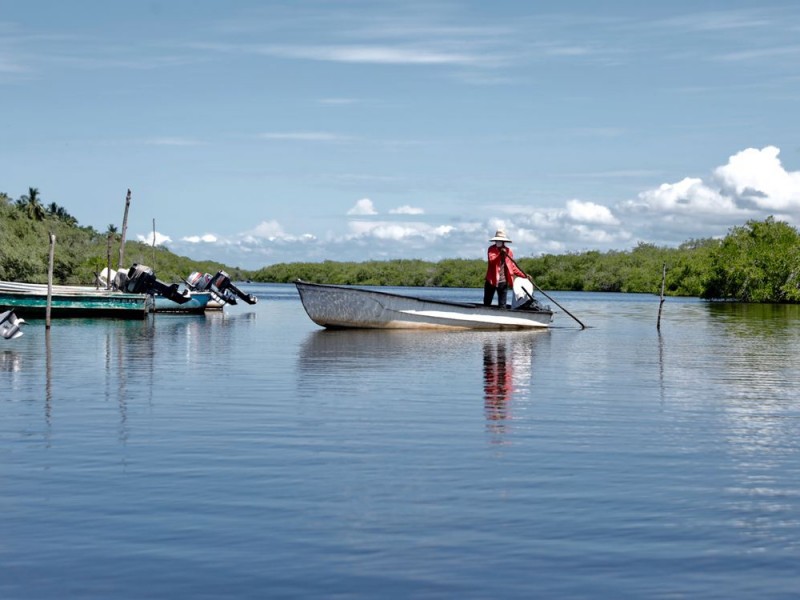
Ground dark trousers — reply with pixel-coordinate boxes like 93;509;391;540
484;281;508;307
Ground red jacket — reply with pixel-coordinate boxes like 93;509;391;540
485;245;526;287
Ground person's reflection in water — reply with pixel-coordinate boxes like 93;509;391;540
483;340;513;436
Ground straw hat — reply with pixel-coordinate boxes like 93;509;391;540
489;229;512;243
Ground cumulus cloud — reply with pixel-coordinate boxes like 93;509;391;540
348;220;453;241
347;198;378;215
162;146;800;268
182;234;218;243
249;220;288;238
714;146;800;211
565;199;619;225
136;231;171;246
622;146;800;218
621;177;738;215
239;220;316;244
389;205;425;215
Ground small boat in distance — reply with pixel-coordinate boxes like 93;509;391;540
295;280;554;330
152;291;212;314
185;271;258;309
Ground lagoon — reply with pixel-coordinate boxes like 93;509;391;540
2;284;800;598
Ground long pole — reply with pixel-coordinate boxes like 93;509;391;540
152;218;156;270
118;188;131;270
46;232;56;329
106;232;112;289
657;263;666;331
502;250;587;330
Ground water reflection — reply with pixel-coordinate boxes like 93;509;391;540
482;336;539;440
483;340;512;424
45;329;53;428
298;329;545;440
702;302;800;549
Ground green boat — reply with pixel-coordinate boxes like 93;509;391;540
0;281;152;319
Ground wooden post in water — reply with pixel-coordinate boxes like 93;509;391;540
46;232;56;329
118;188;131;271
152;218;156;270
106;231;112;289
657;263;666;331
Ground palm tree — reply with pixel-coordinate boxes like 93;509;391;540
17;187;46;221
46;201;78;226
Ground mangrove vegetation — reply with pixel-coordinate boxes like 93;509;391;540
3;187;800;302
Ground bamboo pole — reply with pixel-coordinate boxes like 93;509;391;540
152;218;156;270
117;188;131;271
106;232;112;289
657;263;666;331
46;232;56;329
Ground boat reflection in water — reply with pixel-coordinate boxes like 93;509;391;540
298;328;547;441
482;335;541;440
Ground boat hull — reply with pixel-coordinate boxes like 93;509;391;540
0;289;151;319
295;281;553;330
153;291;212;314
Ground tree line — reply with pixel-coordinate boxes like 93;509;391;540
0;187;246;284
252;217;800;303
3;187;799;302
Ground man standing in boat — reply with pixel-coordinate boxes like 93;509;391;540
484;229;527;308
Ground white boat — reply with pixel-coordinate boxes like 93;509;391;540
152;291;211;314
295;280;554;330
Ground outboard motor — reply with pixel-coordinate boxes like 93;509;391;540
210;271;257;305
186;270;257;305
116;264;191;304
186;271;214;292
0;310;25;340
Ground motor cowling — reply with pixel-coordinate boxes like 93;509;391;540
186;271;213;292
211;270;258;305
117;264;191;304
187;270;257;305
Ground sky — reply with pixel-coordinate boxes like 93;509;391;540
3;0;800;269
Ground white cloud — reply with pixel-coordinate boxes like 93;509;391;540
618;146;800;224
136;231;172;246
159;146;800;268
713;145;800;211
260;44;490;66
621;177;738;215
348;220;453;241
565;199;619;225
237;220;315;244
389;205;425;215
182;234;218;243
249;220;287;238
347;198;378;215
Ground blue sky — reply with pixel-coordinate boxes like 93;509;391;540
3;1;800;269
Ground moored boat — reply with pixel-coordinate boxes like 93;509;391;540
185;271;258;308
295;280;554;330
0;281;152;319
152;291;212;314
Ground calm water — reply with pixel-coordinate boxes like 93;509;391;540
2;284;800;599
